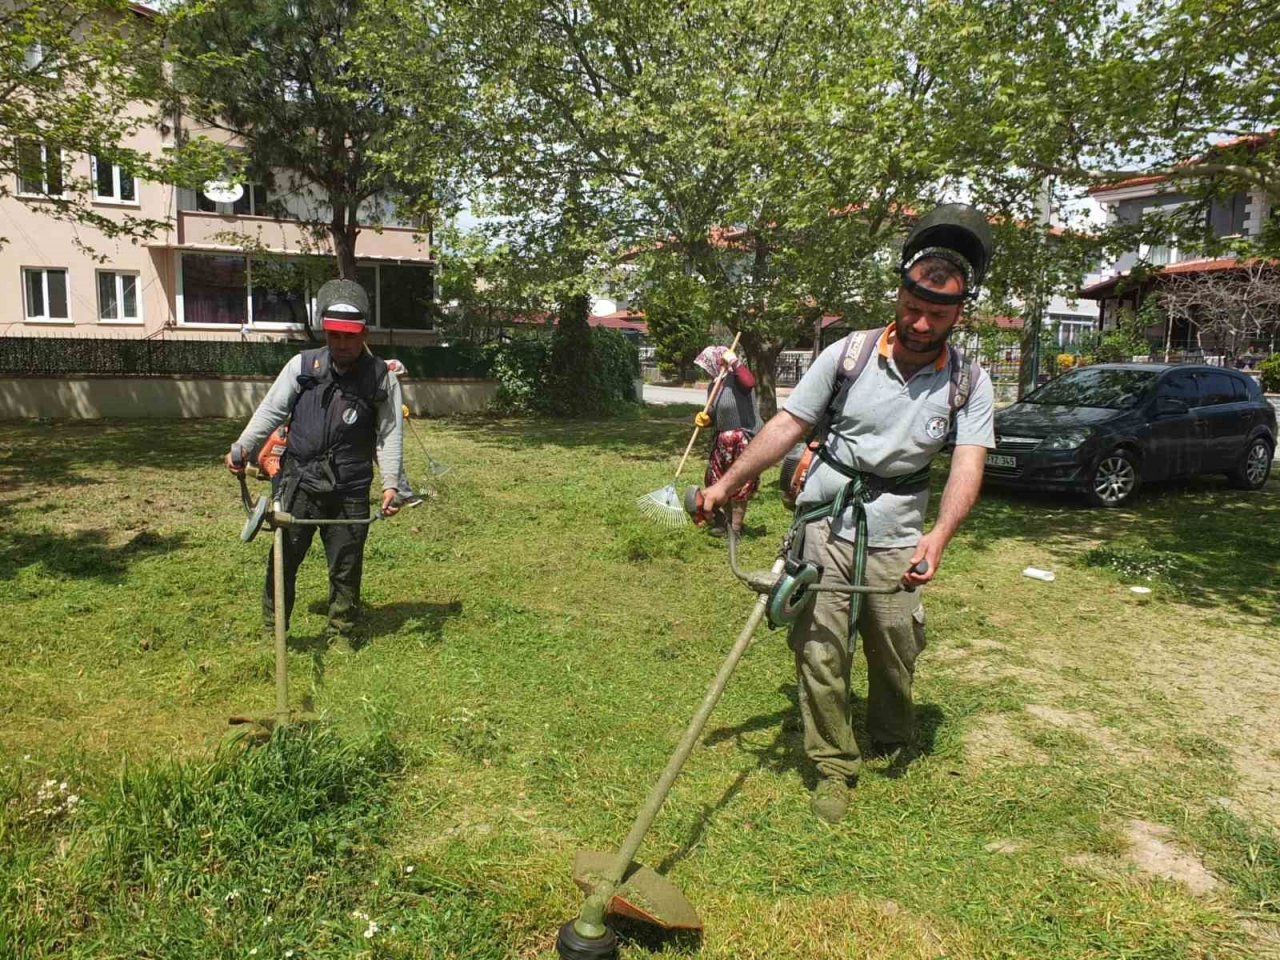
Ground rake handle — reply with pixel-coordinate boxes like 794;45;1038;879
671;332;743;480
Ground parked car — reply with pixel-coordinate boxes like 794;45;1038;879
984;363;1276;507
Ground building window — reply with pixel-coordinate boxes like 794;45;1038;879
23;268;70;322
16;140;63;197
97;271;140;323
92;156;137;203
179;253;310;327
180;254;248;325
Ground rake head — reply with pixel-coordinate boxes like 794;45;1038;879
635;484;688;526
425;453;453;477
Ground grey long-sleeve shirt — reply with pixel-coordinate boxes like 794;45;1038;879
233;353;403;491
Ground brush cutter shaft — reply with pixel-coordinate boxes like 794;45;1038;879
272;524;289;726
595;556;785;899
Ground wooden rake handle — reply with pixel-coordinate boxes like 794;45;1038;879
671;331;743;481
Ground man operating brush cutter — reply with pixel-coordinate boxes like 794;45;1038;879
225;278;404;653
696;203;997;824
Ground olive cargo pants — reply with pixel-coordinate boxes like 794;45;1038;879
789;519;927;782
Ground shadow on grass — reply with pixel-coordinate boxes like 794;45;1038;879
0;528;186;582
966;475;1280;619
0;418;234;489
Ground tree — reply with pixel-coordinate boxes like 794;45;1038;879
1156;263;1280;358
449;0;1148;417
0;0;223;249
166;0;466;278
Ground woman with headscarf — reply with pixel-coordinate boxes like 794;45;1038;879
694;343;763;536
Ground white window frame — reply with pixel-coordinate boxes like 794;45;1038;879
22;267;71;324
96;269;142;324
176;252;307;331
15;141;64;197
91;156;139;206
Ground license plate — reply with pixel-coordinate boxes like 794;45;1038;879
986;453;1017;468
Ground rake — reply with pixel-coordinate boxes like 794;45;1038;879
405;414;453;478
636;332;741;526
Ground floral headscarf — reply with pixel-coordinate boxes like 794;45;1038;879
694;344;730;378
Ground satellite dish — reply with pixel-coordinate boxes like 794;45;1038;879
202;180;244;204
589;297;617;317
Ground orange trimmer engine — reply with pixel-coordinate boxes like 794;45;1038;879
255;425;289;479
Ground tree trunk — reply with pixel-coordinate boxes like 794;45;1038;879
742;334;785;421
330;209;360;280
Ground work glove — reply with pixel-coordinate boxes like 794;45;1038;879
694;411;711;428
402;403;411;422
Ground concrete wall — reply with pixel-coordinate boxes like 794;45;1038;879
0;376;497;420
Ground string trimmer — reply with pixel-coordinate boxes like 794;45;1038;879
635;332;742;526
227;443;385;739
555;487;927;959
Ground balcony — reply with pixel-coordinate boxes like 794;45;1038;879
165;211;432;263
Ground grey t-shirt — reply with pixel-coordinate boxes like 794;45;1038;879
782;330;995;547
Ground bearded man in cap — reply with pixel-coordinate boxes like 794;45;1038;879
225;278;404;651
697;204;997;823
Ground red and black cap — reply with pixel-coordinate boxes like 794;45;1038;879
898;203;993;305
316;279;371;333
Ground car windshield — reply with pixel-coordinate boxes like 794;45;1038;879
1024;368;1159;410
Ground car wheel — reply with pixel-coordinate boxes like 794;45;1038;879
1228;437;1273;490
1084;449;1140;507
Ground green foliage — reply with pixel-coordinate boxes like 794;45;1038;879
0;336;489;379
1259;354;1280;393
0;1;226;248
1096;308;1154;363
485;323;638;416
546;293;602;416
484;336;552;415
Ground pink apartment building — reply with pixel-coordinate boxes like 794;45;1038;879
2;115;436;342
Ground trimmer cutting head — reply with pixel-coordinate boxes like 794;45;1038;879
571;851;702;932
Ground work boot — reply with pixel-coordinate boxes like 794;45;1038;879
810;777;850;824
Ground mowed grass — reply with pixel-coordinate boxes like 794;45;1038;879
1;412;1279;959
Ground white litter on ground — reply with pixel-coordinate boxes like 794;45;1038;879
1022;567;1055;582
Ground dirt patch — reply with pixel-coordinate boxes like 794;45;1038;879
1124;819;1221;896
961;714;1049;770
1024;704;1152;764
984;839;1028;854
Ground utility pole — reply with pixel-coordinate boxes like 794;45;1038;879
1018;177;1054;399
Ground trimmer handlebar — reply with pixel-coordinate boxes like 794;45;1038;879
684;485;927;596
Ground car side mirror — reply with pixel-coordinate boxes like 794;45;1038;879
1156;396;1189;416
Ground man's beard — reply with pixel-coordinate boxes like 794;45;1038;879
895;318;951;354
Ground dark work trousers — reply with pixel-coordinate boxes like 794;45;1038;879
262;484;372;637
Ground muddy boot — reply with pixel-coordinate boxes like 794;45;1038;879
810;776;850;824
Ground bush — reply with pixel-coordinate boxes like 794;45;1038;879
1056;353;1077;373
485;337;552;415
484;323;639;416
1260;353;1280;393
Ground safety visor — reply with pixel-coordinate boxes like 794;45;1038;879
321;303;367;334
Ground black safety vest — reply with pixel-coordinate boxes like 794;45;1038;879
283;348;388;495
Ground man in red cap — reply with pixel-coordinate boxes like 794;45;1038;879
225;278;404;651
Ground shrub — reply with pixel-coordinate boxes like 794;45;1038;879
1260;353;1280;393
1056;353;1077;373
485;337;552;414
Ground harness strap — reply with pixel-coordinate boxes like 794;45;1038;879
787;461;931;640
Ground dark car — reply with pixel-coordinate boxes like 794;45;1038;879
984;363;1276;507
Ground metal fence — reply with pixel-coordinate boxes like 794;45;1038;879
0;335;491;379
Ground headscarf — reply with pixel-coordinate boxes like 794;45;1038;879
694;344;729;378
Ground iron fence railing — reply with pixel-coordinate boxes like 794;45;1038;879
0;336;491;379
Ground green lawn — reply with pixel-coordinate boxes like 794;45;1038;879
1;412;1278;959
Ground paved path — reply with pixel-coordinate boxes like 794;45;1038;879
643;383;794;405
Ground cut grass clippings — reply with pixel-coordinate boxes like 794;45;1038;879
0;414;1278;958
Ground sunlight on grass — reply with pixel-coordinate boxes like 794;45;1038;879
0;415;1277;957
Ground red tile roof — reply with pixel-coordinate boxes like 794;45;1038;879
1088;132;1276;195
1077;256;1276;298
